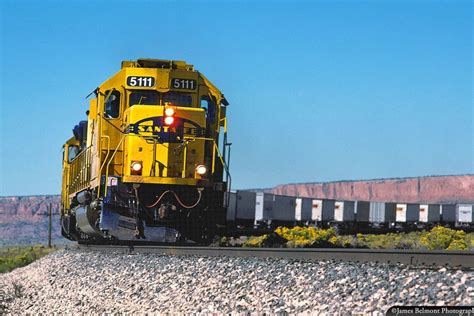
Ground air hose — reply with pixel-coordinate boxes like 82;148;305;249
146;189;202;209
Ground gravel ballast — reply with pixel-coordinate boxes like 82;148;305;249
1;249;472;314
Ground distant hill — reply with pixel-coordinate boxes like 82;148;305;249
0;195;64;247
270;175;474;203
0;195;60;218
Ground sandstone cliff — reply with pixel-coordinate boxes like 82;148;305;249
0;195;62;246
0;195;60;219
270;175;474;203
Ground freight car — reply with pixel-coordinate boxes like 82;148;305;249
226;191;474;234
61;59;231;243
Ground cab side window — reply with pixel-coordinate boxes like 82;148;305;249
104;90;120;118
200;95;216;123
200;98;209;113
68;145;80;162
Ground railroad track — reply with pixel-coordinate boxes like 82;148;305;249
75;244;474;269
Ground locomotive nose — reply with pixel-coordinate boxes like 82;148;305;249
122;105;207;184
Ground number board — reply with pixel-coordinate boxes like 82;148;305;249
171;78;197;90
127;76;155;87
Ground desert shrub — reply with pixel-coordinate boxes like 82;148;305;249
242;235;269;247
329;235;355;248
217;236;230;247
394;239;416;250
394;232;424;250
349;232;425;250
447;239;468;251
420;226;468;250
242;226;470;250
0;245;53;273
355;233;400;249
468;233;474;250
274;226;337;248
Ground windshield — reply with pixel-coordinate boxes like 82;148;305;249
129;90;192;107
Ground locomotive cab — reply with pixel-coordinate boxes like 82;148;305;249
60;59;231;243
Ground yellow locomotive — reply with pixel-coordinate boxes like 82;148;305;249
61;59;230;243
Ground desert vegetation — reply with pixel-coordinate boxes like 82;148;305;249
237;226;473;250
0;245;54;273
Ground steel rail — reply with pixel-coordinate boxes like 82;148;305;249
75;244;473;269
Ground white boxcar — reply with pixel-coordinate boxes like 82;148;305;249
396;204;407;222
334;201;344;222
312;199;323;221
419;204;429;223
254;192;264;223
295;198;302;221
456;204;473;223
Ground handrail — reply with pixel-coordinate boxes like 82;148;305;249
179;136;230;176
181;144;188;178
68;145;87;164
97;135;110;197
68;146;92;194
99;135;111;173
179;136;230;169
220;116;227;133
212;140;232;207
212;141;228;175
103;135;125;197
181;135;232;206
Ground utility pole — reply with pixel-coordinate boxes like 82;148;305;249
48;203;52;248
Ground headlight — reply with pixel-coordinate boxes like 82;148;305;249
196;165;207;175
164;116;175;125
164;108;175;116
131;161;143;175
164;106;176;126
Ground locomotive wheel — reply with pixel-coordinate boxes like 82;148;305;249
61;215;79;241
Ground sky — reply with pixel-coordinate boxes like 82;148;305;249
0;0;472;196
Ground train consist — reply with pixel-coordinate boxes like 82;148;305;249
61;59;231;243
227;191;474;233
61;58;472;244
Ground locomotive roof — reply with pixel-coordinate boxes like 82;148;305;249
121;58;194;71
